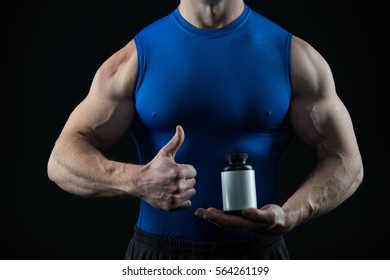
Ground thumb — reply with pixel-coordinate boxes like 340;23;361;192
160;125;185;158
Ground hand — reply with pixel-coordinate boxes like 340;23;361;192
136;125;197;211
195;204;290;235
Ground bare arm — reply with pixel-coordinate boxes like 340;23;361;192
195;36;363;234
47;40;197;210
47;40;139;197
281;36;363;229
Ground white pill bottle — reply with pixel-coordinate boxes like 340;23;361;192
221;153;257;215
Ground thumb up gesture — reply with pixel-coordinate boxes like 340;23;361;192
136;125;197;211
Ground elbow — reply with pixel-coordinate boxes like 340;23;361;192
47;152;55;182
47;150;98;198
348;155;364;196
47;148;69;191
355;159;364;188
47;152;61;186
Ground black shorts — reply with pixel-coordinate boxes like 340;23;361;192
125;226;290;260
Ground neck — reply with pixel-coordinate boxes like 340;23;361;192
178;0;245;29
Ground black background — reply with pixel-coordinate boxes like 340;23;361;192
2;0;388;259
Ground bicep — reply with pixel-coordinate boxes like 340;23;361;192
59;40;138;149
62;92;134;149
289;36;359;158
290;96;358;159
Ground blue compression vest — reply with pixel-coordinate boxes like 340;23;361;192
131;5;294;241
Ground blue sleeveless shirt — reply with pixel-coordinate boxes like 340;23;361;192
131;5;294;241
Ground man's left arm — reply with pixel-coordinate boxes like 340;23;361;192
278;36;364;232
195;36;363;235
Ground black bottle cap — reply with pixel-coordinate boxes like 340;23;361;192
226;153;248;162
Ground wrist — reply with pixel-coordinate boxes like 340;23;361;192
281;206;300;233
124;163;145;197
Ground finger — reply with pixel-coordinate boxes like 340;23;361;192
166;188;196;211
181;186;196;200
174;200;192;210
160;125;185;158
195;207;281;234
184;177;197;192
164;199;192;211
172;178;196;194
194;207;207;217
195;207;228;218
242;205;279;224
177;163;197;179
196;208;247;229
205;207;224;214
242;208;263;220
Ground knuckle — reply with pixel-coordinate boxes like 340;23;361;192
171;164;182;173
167;194;179;205
170;166;184;180
171;183;183;194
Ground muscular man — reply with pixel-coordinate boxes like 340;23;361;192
47;0;363;259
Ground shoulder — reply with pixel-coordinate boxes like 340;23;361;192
92;39;138;99
97;40;137;79
290;36;335;98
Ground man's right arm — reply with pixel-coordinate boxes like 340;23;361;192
47;40;197;210
47;39;139;197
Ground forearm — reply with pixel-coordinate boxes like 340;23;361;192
282;154;363;230
47;136;141;197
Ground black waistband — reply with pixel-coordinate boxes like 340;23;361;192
132;226;285;256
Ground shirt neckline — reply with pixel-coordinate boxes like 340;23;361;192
172;4;250;38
